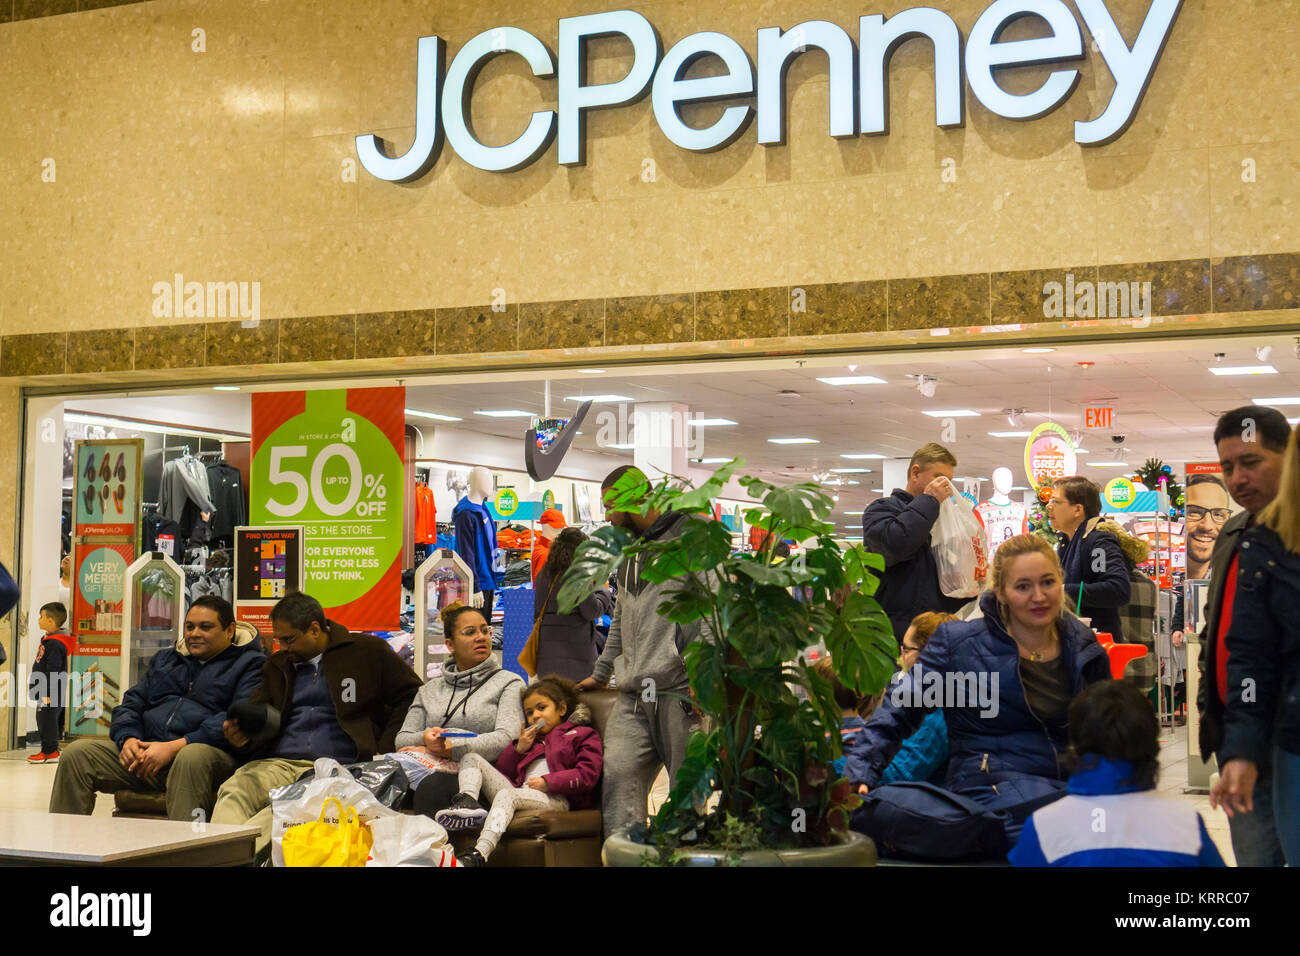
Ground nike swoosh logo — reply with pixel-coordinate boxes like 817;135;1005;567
525;401;592;481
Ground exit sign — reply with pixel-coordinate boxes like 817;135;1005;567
1085;406;1115;429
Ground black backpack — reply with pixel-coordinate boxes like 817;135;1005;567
851;781;1012;862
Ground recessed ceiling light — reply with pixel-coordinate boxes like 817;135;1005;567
406;408;463;422
213;385;240;391
1089;461;1130;468
988;430;1032;438
693;457;731;464
871;488;885;492
1289;418;1300;425
1252;396;1300;405
474;409;534;418
922;409;980;418
1075;448;1090;455
1209;366;1277;376
830;468;872;473
816;375;887;386
1021;347;1055;354
768;437;819;444
564;394;633;403
841;453;886;459
689;418;738;427
578;368;606;374
607;442;636;450
846;480;861;485
842;510;864;515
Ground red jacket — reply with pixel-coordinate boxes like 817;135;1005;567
494;720;603;810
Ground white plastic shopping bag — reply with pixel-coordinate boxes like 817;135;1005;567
930;495;988;598
269;757;398;867
365;815;458;867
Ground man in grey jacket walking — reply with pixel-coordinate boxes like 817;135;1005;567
578;466;700;837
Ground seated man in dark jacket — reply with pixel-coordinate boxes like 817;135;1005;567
49;596;264;821
861;442;967;640
211;592;421;858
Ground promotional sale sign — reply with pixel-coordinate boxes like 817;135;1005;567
1024;422;1077;491
70;438;142;736
251;388;404;630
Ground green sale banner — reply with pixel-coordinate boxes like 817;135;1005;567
250;388;405;630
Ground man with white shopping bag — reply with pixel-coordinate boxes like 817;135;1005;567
211;592;421;862
862;443;969;641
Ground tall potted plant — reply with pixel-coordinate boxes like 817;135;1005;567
557;461;898;865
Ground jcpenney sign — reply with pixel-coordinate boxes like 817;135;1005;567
357;0;1182;179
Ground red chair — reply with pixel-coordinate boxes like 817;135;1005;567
1093;631;1148;680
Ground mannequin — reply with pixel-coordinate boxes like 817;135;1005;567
975;467;1028;559
452;466;502;615
531;508;566;580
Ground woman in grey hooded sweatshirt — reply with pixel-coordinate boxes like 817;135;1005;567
396;602;525;816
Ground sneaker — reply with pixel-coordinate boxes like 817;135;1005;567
458;849;487;867
26;752;51;764
44;750;59;763
434;793;488;831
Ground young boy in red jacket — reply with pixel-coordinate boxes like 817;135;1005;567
28;603;71;764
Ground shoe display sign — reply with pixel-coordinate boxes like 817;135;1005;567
70;437;142;738
251;388;404;631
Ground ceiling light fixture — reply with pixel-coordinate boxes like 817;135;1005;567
406;408;463;422
607;442;636;450
841;453;886;459
922;409;980;418
830;468;872;473
1253;397;1300;405
564;394;633;403
1208;366;1277;377
689;418;738;427
1090;461;1131;468
693;457;732;464
474;409;534;418
988;430;1032;438
578;368;606;374
213;385;240;391
816;375;887;386
768;437;820;444
1021;347;1055;354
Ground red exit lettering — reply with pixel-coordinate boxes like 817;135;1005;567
1085;407;1114;428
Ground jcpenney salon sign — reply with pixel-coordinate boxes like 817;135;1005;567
357;0;1182;179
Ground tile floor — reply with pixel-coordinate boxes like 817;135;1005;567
0;728;1236;864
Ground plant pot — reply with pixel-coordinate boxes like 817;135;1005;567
601;828;877;867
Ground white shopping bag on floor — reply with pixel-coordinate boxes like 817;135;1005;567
269;757;397;867
365;815;458;867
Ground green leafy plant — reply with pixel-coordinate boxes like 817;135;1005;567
557;461;898;861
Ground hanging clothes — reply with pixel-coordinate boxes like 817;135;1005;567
160;456;216;523
206;459;247;539
414;483;437;544
452;496;500;593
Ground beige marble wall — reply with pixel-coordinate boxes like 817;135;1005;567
0;0;1297;336
0;384;17;748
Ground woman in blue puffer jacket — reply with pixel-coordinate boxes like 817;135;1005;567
846;534;1110;841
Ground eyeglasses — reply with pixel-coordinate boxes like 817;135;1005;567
1186;505;1231;524
456;625;493;638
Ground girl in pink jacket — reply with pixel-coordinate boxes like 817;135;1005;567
436;675;603;866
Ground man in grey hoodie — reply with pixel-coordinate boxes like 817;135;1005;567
578;466;701;837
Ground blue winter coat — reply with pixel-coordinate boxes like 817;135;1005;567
1221;525;1300;764
453;497;500;593
1010;756;1225;866
1056;518;1130;642
846;590;1110;794
110;627;265;752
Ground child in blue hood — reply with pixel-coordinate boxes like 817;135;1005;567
1010;680;1224;866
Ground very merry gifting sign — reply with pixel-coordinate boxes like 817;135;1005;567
251;388;404;630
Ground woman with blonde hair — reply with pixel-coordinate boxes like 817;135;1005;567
847;534;1110;852
1213;425;1300;863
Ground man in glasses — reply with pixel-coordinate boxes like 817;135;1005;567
211;592;421;861
1184;474;1233;580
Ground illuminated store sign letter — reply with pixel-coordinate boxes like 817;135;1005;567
652;32;754;152
1074;0;1184;145
557;10;661;165
756;21;857;145
965;0;1083;120
859;7;964;135
442;27;557;172
355;35;445;183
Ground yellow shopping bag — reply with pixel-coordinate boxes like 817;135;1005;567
282;797;373;867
